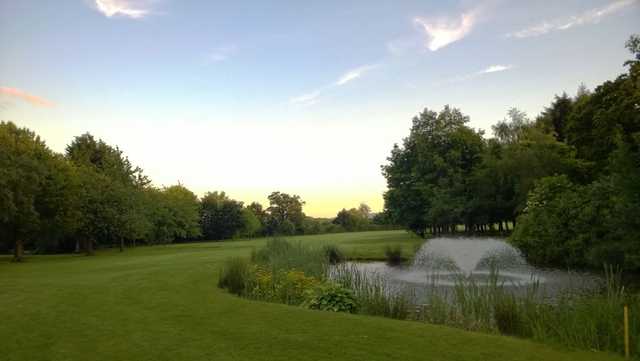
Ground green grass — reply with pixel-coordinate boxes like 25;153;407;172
0;230;623;361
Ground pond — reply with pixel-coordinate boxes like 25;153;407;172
340;236;603;303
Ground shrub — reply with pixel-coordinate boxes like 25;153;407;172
304;283;358;313
247;267;320;305
323;245;344;264
218;257;252;295
251;238;328;279
278;270;321;305
494;294;523;336
333;263;411;319
384;245;403;266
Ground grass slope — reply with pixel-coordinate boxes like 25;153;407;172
0;231;622;361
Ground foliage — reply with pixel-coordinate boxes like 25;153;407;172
157;185;202;241
323;244;345;264
0;122;64;260
332;206;370;231
251;238;329;279
382;105;485;236
217;257;253;295
240;207;262;237
383;35;640;272
200;191;245;240
384;245;403;265
266;192;305;235
333;264;412;319
419;265;640;358
304;283;358;313
249;268;320;305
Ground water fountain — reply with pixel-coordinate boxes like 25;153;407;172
340;236;602;301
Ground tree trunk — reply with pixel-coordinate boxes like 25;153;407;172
119;237;124;252
12;240;24;262
75;239;81;253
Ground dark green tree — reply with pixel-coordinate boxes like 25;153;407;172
266;192;305;235
200;191;245;240
382;106;484;236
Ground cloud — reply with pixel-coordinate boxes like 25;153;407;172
414;11;477;51
94;0;152;19
0;87;55;108
289;91;320;106
335;65;377;86
507;0;638;38
290;64;378;106
437;64;514;85
206;45;238;63
479;64;513;74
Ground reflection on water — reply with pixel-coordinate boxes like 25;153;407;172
340;237;602;302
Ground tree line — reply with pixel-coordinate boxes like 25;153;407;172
0;127;393;261
383;35;640;270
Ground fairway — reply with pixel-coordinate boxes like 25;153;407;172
0;231;622;361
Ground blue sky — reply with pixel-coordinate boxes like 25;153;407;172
1;0;638;216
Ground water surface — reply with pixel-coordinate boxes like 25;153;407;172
342;236;602;302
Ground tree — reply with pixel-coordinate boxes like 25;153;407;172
536;93;573;142
565;36;640;177
66;133;149;187
0;122;53;261
332;208;367;231
492;108;531;144
66;133;150;253
511;36;640;271
624;34;640;66
357;203;371;219
382;106;484;236
247;201;267;235
240;208;262;238
200;191;245;240
162;185;201;241
266;192;305;235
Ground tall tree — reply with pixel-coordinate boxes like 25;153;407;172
200;191;245;240
266;192;305;235
536;93;573;142
0;122;52;261
382;106;484;236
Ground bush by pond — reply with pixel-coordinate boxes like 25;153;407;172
384;245;403;266
218;239;411;319
304;283;358;313
333;263;412;319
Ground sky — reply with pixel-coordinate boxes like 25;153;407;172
1;0;638;217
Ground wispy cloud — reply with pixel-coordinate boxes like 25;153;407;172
507;0;638;38
290;64;378;106
0;87;55;108
479;64;513;74
335;65;377;86
438;64;515;85
94;0;152;19
414;11;477;51
289;91;320;106
206;45;238;63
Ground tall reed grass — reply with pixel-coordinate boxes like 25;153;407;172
333;263;411;319
250;238;329;279
418;265;639;357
